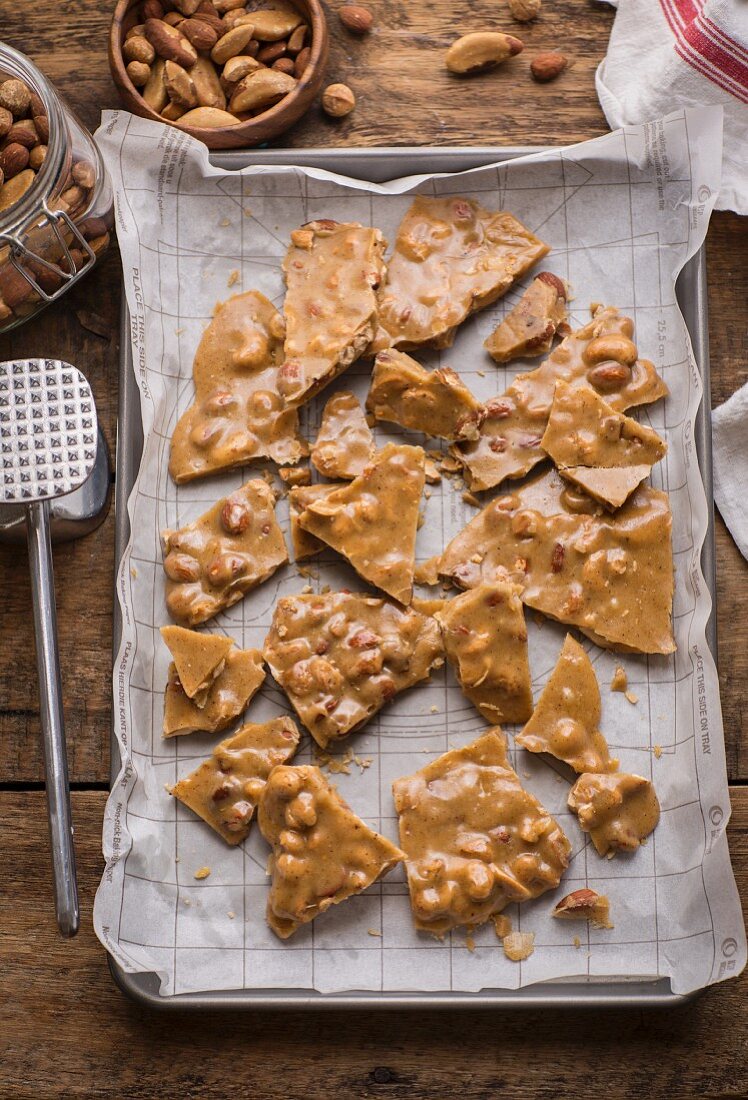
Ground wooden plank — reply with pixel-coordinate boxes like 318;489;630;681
0;788;745;1099
0;0;745;788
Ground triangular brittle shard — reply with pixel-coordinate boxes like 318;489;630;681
162;646;266;738
435;580;533;724
541;380;667;510
160;625;233;702
277;220;387;407
438;468;674;655
297;442;426;605
258;765;404;938
366;349;485;441
516;634;618;773
169;291;306;484
311;390;375;479
263;591;444;749
170;718;300;845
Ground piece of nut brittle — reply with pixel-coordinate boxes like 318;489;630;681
435;580;533;724
258;764;404;937
161;479;288;626
438;467;675;655
170;717;300;844
263;591;443;749
568;772;660;856
163;645;266;737
485;271;569;363
160;625;233;703
552;888;613;928
278;220;386;406
169;291;307;483
516;633;618;773
311;390;375;479
297;442;426;605
458;306;668;492
541;380;667;510
373;196;549;350
366;349;485;441
393;730;571;935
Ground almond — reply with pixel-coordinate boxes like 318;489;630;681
530;51;567;82
173;0;202;14
0;261;34;307
286;24;308;54
213;0;246;10
257;41;286;64
586;361;633;391
144;18;198;68
7;120;38;149
192;7;225;35
0;107;12;139
339;5;374;34
272;57;296;75
294;47;311;77
536;271;567;297
142;0;165;18
0;142;29;180
33;114;49;143
180;17;219;51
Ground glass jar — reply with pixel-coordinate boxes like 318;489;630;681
0;43;114;333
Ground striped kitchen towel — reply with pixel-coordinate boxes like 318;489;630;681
597;1;748;212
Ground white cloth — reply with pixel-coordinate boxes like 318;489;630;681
713;383;748;559
597;0;748;212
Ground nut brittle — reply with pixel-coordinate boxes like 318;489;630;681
169;291;307;483
516;634;618;773
541;380;667;510
258;764;404;937
161;479;288;626
552;888;613;928
393;730;571;935
278;219;386;406
458;306;668;491
263;591;444;749
311;390;375;479
374;196;549;350
435;581;533;724
568;772;660;856
438;468;675;655
160;625;234;705
366;349;485;441
297;443;426;605
484;271;569;363
170;717;300;844
163;645;266;737
288;482;343;561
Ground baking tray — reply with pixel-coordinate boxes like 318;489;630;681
109;146;715;1009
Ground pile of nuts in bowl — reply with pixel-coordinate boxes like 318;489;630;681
123;0;316;128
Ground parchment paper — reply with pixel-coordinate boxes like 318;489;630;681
93;106;746;997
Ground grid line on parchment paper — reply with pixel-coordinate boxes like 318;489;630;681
111;113;722;994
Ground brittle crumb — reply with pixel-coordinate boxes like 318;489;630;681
573;936;581;949
193;866;211;880
220;218;231;227
611;666;628;692
625;690;639;705
227;910;235;919
367;928;382;937
465;931;476;953
503;931;535;961
227;270;239;288
654;744;663;759
492;914;512;939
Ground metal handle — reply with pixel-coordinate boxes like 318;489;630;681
26;500;79;937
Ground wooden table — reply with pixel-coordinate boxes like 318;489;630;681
1;2;746;1095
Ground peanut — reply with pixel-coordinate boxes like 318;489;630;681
445;32;524;75
321;82;356;117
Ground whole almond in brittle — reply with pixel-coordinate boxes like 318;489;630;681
278;220;387;407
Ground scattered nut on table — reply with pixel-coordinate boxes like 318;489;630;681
530;51;568;82
124;0;313;127
508;0;542;22
445;32;524;75
339;5;374;35
322;82;356;117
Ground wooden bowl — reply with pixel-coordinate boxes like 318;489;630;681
109;0;328;149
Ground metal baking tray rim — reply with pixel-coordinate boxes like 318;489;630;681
110;145;713;1010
